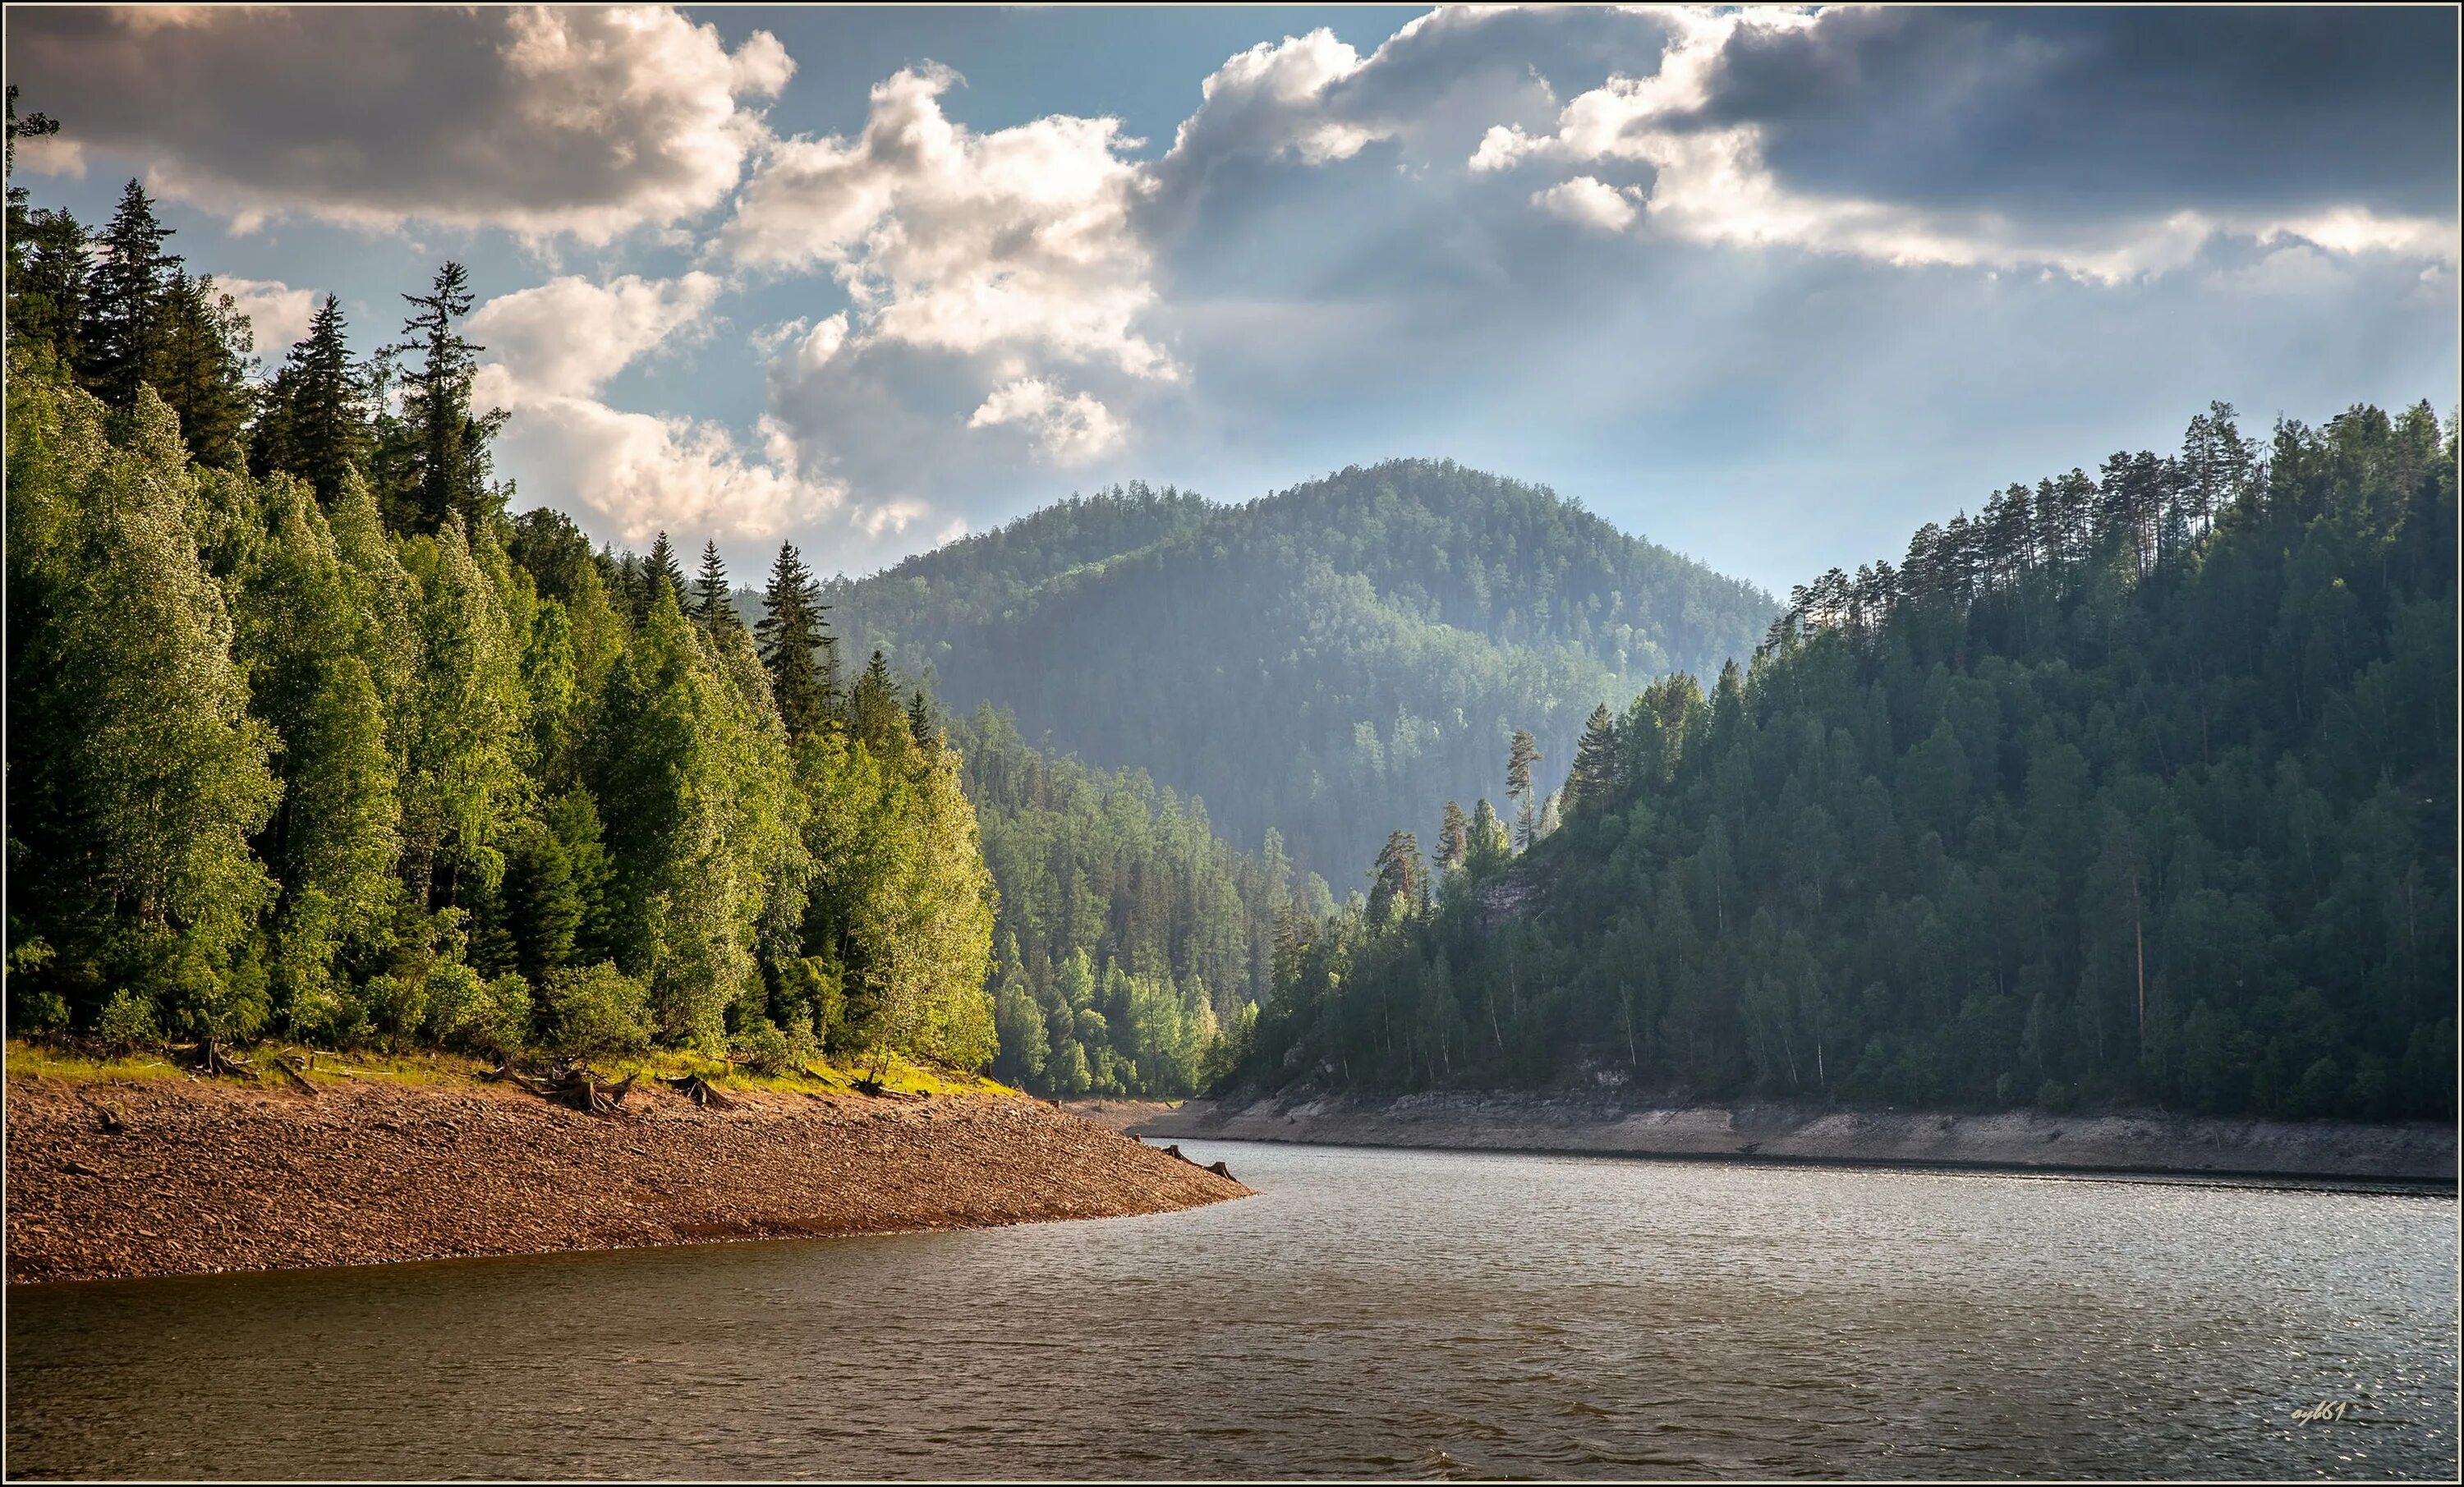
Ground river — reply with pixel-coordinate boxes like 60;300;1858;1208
6;1140;2456;1479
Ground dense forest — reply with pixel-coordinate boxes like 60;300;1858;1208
3;136;996;1074
825;463;1776;883
1240;399;2459;1122
954;707;1307;1097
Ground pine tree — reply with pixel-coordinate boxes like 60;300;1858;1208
849;649;907;751
151;272;253;467
1368;829;1423;924
254;296;371;507
9;206;88;369
80;180;181;410
690;539;738;631
907;686;938;749
646;531;686;608
1565;703;1616;816
382;261;503;534
1467;798;1510;871
755;541;834;743
1437;801;1469;873
1506;727;1541;850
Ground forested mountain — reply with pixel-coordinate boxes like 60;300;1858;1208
4;163;998;1075
826;464;1776;886
1239;400;2458;1122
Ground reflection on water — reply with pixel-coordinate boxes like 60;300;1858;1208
6;1141;2456;1479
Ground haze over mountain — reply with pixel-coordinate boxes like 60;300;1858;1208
827;459;1775;884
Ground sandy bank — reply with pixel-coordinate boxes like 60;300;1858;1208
4;1072;1248;1285
1133;1090;2457;1186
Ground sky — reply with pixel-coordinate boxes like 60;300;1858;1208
8;4;2458;594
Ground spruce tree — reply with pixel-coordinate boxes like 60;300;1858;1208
9;206;88;369
644;531;686;608
756;541;834;742
849;649;906;751
690;539;737;631
151;272;253;467
80;180;181;410
255;295;371;506
1565;703;1616;816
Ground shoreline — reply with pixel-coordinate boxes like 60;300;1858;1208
3;1071;1249;1286
1130;1090;2458;1189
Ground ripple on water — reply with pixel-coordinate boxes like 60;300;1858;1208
4;1141;2457;1480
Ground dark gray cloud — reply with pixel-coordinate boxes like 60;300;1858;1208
1679;7;2459;221
4;7;793;242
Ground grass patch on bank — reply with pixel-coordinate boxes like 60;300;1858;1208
4;1038;1018;1099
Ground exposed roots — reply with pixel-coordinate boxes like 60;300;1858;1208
660;1073;738;1110
189;1039;256;1080
498;1059;637;1116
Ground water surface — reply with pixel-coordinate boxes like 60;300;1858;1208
7;1141;2456;1478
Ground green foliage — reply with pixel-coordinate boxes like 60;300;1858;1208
536;962;650;1060
1241;401;2458;1122
1;173;1014;1078
955;708;1285;1097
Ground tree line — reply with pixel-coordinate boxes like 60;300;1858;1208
1242;399;2457;1122
5;131;995;1073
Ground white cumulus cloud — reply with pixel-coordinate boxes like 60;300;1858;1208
967;377;1126;465
721;64;1173;379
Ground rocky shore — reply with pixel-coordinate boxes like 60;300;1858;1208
1132;1090;2457;1186
4;1072;1249;1285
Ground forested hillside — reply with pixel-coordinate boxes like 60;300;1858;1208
826;465;1775;883
954;707;1316;1098
3;165;996;1075
1243;401;2458;1122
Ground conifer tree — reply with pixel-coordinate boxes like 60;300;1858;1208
382;261;503;534
5;91;83;368
253;296;371;506
1506;727;1542;850
151;272;253;467
645;531;686;608
1467;798;1510;871
1368;829;1423;924
80;180;181;410
756;541;834;743
1565;704;1616;816
690;539;738;631
1437;800;1469;873
849;649;907;752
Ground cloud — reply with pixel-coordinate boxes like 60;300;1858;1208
1468;7;2457;282
467;272;722;402
4;6;792;244
216;276;318;356
968;377;1125;464
720;63;1171;379
499;399;843;547
1532;176;1641;233
468;273;836;545
1675;7;2459;223
1162;30;1382;170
